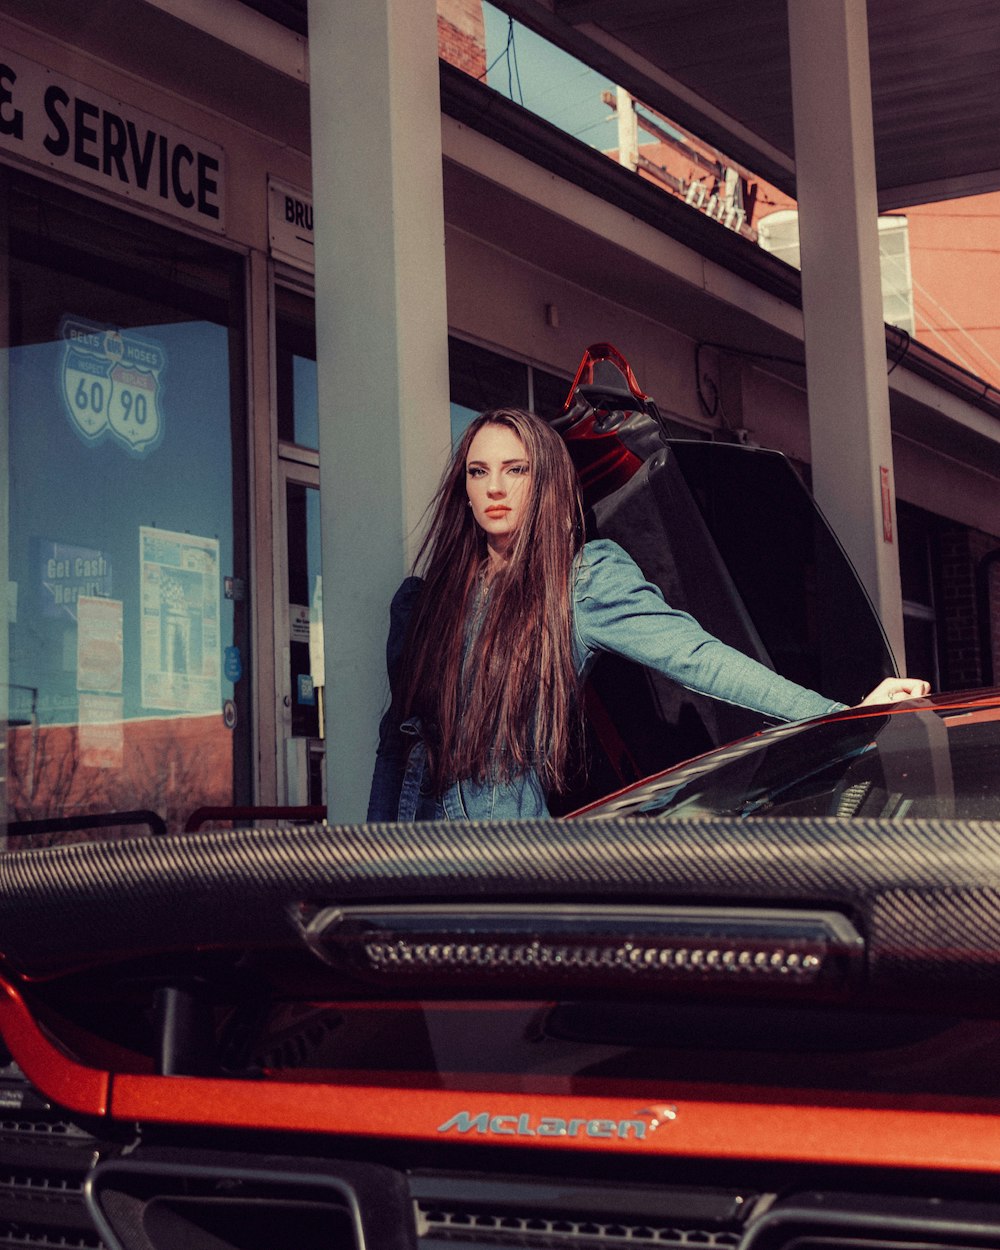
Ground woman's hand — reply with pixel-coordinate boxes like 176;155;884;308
856;676;931;707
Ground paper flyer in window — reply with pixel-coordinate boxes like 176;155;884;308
76;596;124;694
140;527;221;713
78;693;124;770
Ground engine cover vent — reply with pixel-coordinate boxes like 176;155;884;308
743;1191;1000;1250
417;1201;743;1247
410;1174;756;1249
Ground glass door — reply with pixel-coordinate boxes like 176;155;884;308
281;470;324;805
274;282;323;806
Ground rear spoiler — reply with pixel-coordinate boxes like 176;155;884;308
0;817;996;1017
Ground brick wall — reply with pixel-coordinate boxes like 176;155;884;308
438;0;487;79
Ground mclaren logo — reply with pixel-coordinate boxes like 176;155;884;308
436;1105;677;1141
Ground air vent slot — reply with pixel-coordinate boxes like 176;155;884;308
90;1173;358;1250
0;1065;106;1250
417;1201;742;1246
0;1232;103;1250
87;1153;410;1250
0;1164;86;1197
742;1192;1000;1250
410;1174;754;1250
0;1119;94;1140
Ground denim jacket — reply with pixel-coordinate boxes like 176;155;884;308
367;539;845;821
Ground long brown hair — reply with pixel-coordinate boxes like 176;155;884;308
397;408;585;792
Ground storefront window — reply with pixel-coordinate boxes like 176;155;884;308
448;336;568;441
897;501;941;690
285;479;323;746
274;284;323;805
275;285;318;449
1;168;249;838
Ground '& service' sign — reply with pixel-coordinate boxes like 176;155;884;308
0;48;225;230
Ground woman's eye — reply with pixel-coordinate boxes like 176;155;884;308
509;463;529;476
467;466;485;477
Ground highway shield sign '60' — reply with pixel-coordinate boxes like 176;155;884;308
60;316;166;457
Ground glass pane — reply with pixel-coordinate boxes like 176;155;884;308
668;441;897;704
878;215;915;335
896;501;934;605
605;701;1000;823
2;169;248;839
531;365;571;420
450;400;479;444
449;351;567;438
275;286;317;448
285;481;323;740
240;995;1000;1097
448;336;528;443
903;614;938;691
760;209;917;335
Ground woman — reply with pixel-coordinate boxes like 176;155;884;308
368;408;929;821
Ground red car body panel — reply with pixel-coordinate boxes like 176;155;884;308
4;966;1000;1174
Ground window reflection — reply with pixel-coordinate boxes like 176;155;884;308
285;482;323;744
275;286;318;449
448;336;567;442
2;170;248;840
626;705;1000;823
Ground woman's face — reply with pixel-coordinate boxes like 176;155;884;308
465;423;532;559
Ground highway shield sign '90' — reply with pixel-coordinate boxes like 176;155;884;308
60;316;165;457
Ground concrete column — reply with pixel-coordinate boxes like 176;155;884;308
787;0;906;665
307;0;451;821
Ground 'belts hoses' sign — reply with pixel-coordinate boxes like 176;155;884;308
0;48;225;230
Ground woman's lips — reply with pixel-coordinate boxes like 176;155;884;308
485;506;510;517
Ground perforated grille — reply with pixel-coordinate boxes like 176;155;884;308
0;1066;106;1250
0;1167;86;1198
0;1122;90;1141
416;1202;744;1247
0;1231;103;1250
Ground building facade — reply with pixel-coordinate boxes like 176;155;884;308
1;0;999;833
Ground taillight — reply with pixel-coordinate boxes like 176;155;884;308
294;904;863;1001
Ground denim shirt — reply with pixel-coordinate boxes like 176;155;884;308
367;539;845;822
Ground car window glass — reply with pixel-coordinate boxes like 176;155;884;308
629;708;1000;822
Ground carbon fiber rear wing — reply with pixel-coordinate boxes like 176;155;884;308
1;816;998;1015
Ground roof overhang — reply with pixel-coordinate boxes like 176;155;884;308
156;0;1000;212
496;0;1000;211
